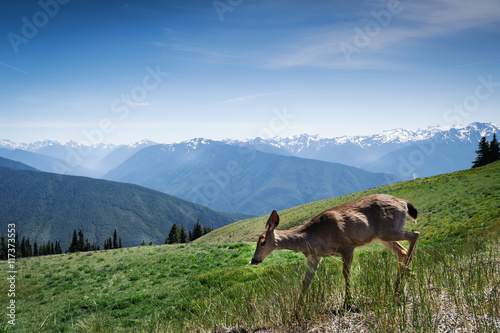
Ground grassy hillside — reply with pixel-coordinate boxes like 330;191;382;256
201;161;500;246
0;166;248;248
1;162;499;332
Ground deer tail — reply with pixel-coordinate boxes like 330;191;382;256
405;200;418;220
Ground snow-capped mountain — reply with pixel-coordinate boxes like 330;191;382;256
226;122;499;179
232;122;497;153
1;122;497;180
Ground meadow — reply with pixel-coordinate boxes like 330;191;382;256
1;162;499;332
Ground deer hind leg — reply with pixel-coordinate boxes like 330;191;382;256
380;240;412;277
388;230;420;295
380;240;407;263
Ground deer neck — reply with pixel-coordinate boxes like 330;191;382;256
274;229;308;253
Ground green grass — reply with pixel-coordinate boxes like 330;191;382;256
1;162;499;332
201;161;500;247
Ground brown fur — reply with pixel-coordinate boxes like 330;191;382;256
250;194;420;308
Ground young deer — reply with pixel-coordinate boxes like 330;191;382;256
249;194;420;308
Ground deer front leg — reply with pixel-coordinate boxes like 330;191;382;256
341;248;354;310
302;255;321;290
297;255;321;308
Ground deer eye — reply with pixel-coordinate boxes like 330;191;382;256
261;240;266;246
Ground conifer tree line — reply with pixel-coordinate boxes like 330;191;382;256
0;233;63;259
0;229;123;259
165;219;213;244
472;133;500;168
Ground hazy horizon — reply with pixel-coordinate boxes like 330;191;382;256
1;120;497;147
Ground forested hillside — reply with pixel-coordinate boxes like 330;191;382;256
0;166;248;248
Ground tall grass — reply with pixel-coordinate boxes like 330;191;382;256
75;235;499;333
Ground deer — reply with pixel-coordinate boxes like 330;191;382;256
249;194;420;309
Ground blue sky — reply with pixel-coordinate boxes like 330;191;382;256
1;0;499;145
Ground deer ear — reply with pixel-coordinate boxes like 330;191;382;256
266;210;279;232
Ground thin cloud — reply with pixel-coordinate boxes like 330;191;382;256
0;62;30;75
214;92;285;105
262;0;500;69
162;0;500;70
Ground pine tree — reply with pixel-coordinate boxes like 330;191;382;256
20;236;26;258
472;136;489;168
113;229;118;249
78;230;85;252
203;226;213;235
179;224;187;243
191;219;203;241
26;237;32;257
167;224;180;244
119;238;123;248
33;241;39;256
0;233;7;260
487;133;500;164
55;241;62;254
68;229;78;253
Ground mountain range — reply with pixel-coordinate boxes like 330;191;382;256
1;122;497;215
226;122;499;179
1;122;497;179
103;140;398;215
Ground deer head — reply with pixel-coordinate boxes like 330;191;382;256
249;210;279;265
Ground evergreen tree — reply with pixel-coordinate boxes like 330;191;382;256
487;133;500;164
68;229;78;253
104;237;113;250
33;241;39;257
203;226;213;235
119;238;123;248
0;233;7;260
167;224;180;244
55;241;62;254
78;230;85;252
20;236;26;258
191;219;203;241
113;229;119;249
26;237;32;257
179;224;187;243
188;231;193;242
472;136;489;168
